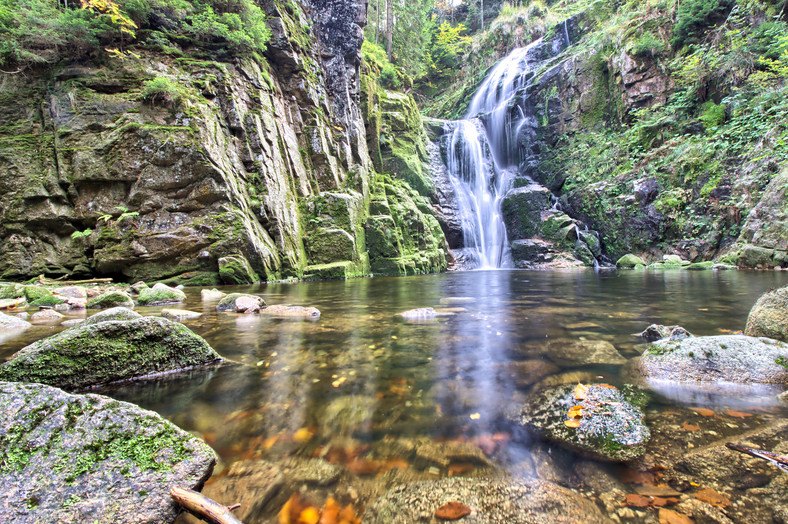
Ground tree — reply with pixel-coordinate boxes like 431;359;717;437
386;0;393;61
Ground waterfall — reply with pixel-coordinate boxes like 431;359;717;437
442;41;541;269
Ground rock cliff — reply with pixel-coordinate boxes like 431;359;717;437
0;0;447;283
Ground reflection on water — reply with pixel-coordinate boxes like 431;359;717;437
3;269;788;521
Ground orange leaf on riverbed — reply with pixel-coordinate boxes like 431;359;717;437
690;407;715;417
694;488;731;508
573;383;589;400
724;409;753;418
564;419;581;428
625;494;679;508
435;502;471;520
682;422;701;431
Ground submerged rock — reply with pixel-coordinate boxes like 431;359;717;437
260;305;320;319
398;307;438;322
544;339;627;366
616;254;646;268
514;384;650;462
0;381;215;523
86;291;134;309
137;283;187;306
639;335;788;384
216;293;266;313
745;285;788;342
201;288;226;301
196;460;284;523
83;306;142;326
637;324;693;342
0;310;31;330
363;477;610;523
30;309;65;323
161;309;202;321
0;317;222;390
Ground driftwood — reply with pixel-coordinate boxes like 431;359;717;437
170;487;243;524
726;442;788;473
36;274;114;285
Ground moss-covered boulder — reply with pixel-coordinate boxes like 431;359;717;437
86;291;134;309
137;283;186;306
216;293;266;313
23;285;52;303
218;255;259;285
616;254;646;268
201;288;226;301
30;295;66;307
0;317;222;390
83;307;142;326
501;184;552;240
0;381;215;523
514;384;650;462
745;286;788;342
639;335;788;384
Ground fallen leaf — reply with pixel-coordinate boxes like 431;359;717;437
598;384;618;389
294;427;316;443
319;497;340;524
567;406;584;419
298;507;320;524
682;422;701;431
448;463;475;476
724;409;753;418
435;501;472;520
625;494;653;508
564;419;581;428
279;494;308;524
573;383;589;401
347;458;383;475
659;508;694;524
339;504;360;524
691;407;715;417
694;488;731;508
651;496;680;507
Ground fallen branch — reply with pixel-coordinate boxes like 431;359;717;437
37;274;114;285
171;487;243;524
726;443;788;473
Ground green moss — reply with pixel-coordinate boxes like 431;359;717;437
24;286;52;302
775;356;788;369
30;296;66;307
86;291;134;309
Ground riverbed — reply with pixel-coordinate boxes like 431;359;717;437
3;269;788;522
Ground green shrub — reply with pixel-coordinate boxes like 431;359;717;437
671;0;735;49
699;100;726;129
632;32;668;58
141;76;181;104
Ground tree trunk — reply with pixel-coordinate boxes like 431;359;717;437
480;0;484;31
375;0;380;45
386;0;393;61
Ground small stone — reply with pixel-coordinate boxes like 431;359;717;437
217;293;265;313
201;288;226;301
161;309;202;321
398;307;438;321
30;309;65;323
260;305;320;319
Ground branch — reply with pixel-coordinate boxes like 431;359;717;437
170;487;244;524
725;443;788;473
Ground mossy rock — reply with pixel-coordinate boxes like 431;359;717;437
0;317;222;390
29;295;66;307
83;307;142;326
514;384;650;462
0;285;22;300
746;286;788;342
137;284;186;306
23;285;52;302
616;254;646;268
218;255;259;285
87;291;134;310
303;261;366;280
216;293;266;312
685;261;715;270
0;381;216;523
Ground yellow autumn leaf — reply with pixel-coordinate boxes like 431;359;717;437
564;419;581;428
573;383;589;401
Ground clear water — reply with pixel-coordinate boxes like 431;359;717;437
3;269;788;521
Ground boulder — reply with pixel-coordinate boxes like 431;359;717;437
129;281;149;294
637;324;693;342
745;286;788;342
0;310;31;330
616;254;646;268
53;286;87;299
260;305;320;319
86;291;135;309
639;335;788;384
137;283;186;306
0;317;222;390
83;307;142;326
363;477;610;523
218;255;260;285
0;381;215;523
513;384;650;462
30;309;65;323
662;254;689;265
216;293;266;313
29;295;66;307
501;184;552;240
200;288;226;301
543;339;627;366
0;297;26;309
161;309;202;321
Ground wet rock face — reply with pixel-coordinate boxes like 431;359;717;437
745;285;788;342
0;317;222;390
736;167;788;267
0;381;215;524
514;384;650;462
639;335;788;384
363;477;611;523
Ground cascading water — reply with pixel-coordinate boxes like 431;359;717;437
440;19;581;270
442;41;541;269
